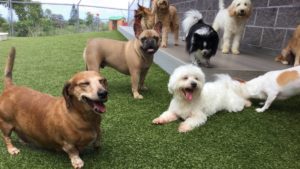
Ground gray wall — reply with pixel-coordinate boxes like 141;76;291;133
170;0;300;53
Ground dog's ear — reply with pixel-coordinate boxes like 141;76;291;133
63;82;72;109
134;21;143;38
153;21;163;35
100;78;108;90
228;4;236;17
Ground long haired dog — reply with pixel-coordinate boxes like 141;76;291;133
152;64;250;132
213;0;252;55
275;25;300;66
0;47;108;169
152;0;179;48
240;66;300;112
134;4;155;31
182;10;219;68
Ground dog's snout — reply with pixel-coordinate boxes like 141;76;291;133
240;10;245;14
97;90;108;100
191;82;197;88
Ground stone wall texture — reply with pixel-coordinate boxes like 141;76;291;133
169;0;300;52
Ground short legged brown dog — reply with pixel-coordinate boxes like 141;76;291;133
0;47;108;169
83;22;162;99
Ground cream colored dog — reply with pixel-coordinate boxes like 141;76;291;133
152;0;179;48
240;66;300;112
213;0;252;54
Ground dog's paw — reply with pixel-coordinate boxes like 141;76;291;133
152;117;166;124
140;86;148;91
133;93;144;99
161;43;167;48
174;43;179;46
71;157;84;169
8;147;20;155
222;48;229;54
245;100;252;107
178;123;192;133
232;49;240;55
255;108;265;113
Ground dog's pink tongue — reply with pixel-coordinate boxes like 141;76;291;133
186;92;193;101
94;103;106;113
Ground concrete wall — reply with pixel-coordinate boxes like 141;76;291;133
169;0;300;53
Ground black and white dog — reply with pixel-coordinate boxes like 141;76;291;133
182;10;219;67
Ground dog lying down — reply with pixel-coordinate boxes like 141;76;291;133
0;47;108;169
152;64;250;132
241;66;300;112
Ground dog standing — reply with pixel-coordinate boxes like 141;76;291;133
240;66;300;112
84;22;162;99
152;0;179;48
275;25;300;66
213;0;252;54
0;47;108;168
182;10;219;67
152;64;250;132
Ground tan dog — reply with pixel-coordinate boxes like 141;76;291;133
275;25;300;66
135;5;155;31
83;22;162;99
0;47;108;169
152;0;179;48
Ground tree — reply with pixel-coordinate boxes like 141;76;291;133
69;4;78;25
85;12;93;26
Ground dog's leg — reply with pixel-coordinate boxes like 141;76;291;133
222;30;231;54
139;68;149;91
161;25;169;48
231;33;241;55
93;126;101;150
173;23;179;46
294;53;300;66
152;111;178;124
130;70;143;99
0;120;20;155
256;93;278;113
63;143;84;169
178;112;207;132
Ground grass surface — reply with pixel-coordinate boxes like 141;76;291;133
0;31;299;169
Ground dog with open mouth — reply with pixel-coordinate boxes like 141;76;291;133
0;47;108;169
84;21;162;99
152;64;250;132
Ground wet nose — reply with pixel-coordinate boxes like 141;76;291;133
97;90;108;100
240;10;245;14
191;82;197;88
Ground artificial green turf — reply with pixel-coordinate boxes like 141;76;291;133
0;31;299;169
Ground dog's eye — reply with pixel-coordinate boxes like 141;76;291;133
153;36;159;41
195;77;199;80
79;82;90;87
141;37;146;42
183;76;188;80
244;3;247;6
237;3;240;6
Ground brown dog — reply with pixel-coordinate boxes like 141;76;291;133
0;47;108;169
135;4;155;31
152;0;179;48
275;25;300;66
83;22;162;99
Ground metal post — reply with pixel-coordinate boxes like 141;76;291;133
10;0;13;36
76;0;82;32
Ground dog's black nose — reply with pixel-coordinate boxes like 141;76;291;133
240;10;245;14
191;82;197;88
97;90;108;100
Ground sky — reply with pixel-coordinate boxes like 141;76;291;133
0;0;145;22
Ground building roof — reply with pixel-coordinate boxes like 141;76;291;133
109;16;125;21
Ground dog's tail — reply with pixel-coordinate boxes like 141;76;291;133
4;47;16;88
182;10;203;37
219;0;225;10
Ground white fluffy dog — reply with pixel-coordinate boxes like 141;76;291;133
213;0;252;55
152;64;250;132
